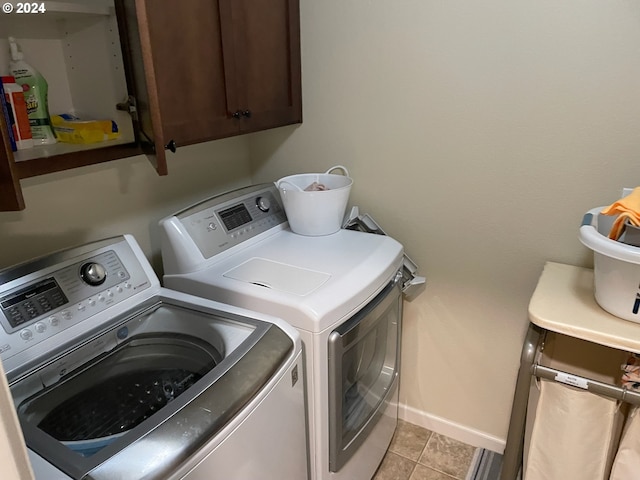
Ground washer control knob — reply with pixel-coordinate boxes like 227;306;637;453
80;262;107;286
256;196;271;212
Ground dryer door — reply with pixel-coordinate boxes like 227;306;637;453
328;271;403;472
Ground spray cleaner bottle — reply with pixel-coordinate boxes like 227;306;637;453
8;37;56;145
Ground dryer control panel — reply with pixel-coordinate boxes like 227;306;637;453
174;184;287;260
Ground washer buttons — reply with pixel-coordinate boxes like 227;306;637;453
48;316;59;327
34;322;46;333
20;329;33;341
61;310;72;320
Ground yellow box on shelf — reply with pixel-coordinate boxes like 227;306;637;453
51;113;119;144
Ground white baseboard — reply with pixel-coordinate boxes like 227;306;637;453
399;403;506;454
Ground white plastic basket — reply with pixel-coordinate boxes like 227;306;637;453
579;206;640;322
274;165;353;236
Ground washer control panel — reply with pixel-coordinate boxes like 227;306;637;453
176;184;287;260
0;237;153;365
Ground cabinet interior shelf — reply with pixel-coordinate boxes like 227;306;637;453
14;137;134;164
13;141;141;179
5;1;112;17
42;1;112;16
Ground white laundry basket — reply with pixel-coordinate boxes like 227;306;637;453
274;165;352;236
579;207;640;323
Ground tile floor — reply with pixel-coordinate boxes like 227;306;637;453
373;420;478;480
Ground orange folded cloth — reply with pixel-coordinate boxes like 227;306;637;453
601;187;640;240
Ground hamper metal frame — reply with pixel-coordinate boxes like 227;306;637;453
501;323;640;480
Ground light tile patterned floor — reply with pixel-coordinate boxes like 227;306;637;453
373;420;478;480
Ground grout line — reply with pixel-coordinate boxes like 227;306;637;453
407;461;418;480
382;422;475;480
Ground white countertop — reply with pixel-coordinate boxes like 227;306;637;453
529;262;640;354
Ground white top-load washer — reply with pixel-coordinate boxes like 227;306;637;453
0;234;307;480
159;184;404;480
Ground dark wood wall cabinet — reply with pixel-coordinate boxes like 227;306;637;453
0;0;302;211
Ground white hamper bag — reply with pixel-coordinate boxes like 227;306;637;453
610;405;640;480
524;333;625;480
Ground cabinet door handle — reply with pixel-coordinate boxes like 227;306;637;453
242;110;252;118
232;111;241;119
165;140;177;153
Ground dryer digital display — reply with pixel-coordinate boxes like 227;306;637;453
219;204;252;231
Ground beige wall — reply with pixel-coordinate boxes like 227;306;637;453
250;0;640;447
0;137;252;271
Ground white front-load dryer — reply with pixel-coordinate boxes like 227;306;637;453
159;184;404;480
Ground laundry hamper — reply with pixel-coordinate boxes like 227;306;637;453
610;405;640;480
524;332;626;480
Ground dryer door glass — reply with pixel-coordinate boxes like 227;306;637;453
328;273;402;472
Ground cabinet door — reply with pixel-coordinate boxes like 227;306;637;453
121;0;239;175
119;0;302;175
220;0;302;133
0;114;24;211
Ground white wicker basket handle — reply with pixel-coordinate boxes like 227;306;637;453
274;179;303;192
325;165;350;176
